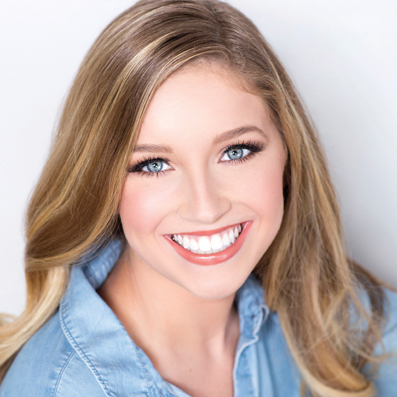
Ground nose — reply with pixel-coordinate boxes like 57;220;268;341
178;169;231;225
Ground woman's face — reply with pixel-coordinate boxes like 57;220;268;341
119;63;287;300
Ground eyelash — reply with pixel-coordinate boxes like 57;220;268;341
127;157;171;177
221;140;265;164
127;140;265;177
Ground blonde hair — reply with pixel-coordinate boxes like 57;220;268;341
0;0;390;395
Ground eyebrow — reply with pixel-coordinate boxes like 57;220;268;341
132;125;267;153
212;125;267;145
133;144;173;153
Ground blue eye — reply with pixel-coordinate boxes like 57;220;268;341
128;140;265;176
142;160;167;173
219;141;265;163
226;148;244;160
220;147;251;162
128;157;172;176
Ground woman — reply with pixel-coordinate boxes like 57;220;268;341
0;0;396;396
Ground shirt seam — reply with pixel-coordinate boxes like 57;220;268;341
59;303;113;397
133;343;154;396
52;350;75;397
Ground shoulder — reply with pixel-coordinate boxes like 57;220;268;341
372;286;397;395
0;311;106;397
382;286;397;335
377;286;397;356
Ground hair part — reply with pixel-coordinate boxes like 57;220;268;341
0;1;390;395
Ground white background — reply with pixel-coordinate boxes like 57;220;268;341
1;0;396;315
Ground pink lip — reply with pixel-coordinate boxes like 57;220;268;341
164;221;252;266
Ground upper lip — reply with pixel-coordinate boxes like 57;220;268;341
166;221;248;237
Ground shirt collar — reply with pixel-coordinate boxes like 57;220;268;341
60;238;269;397
235;270;269;339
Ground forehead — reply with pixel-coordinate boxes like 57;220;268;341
137;62;271;145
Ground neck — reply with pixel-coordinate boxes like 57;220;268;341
98;248;240;359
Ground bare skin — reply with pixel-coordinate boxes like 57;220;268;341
98;62;286;397
98;249;240;397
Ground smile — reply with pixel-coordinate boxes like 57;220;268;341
171;224;243;254
165;221;252;266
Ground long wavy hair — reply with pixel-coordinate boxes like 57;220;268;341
0;0;390;395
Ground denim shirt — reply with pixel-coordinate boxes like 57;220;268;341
1;239;397;396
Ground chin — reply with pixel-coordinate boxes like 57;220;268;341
176;272;248;301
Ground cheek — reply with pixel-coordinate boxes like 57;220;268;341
232;156;285;219
228;152;286;253
252;164;285;217
243;157;286;254
119;180;173;238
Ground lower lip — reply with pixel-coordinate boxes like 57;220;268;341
165;221;252;266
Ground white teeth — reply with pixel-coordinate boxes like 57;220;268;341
172;224;244;254
210;234;223;251
222;233;231;247
190;239;198;252
229;229;235;244
198;236;212;253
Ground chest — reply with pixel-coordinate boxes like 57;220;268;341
154;350;235;397
154;323;301;397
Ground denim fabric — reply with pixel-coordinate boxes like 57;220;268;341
1;239;396;396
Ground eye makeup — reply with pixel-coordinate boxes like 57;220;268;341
219;140;265;164
127;140;265;177
127;157;171;177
